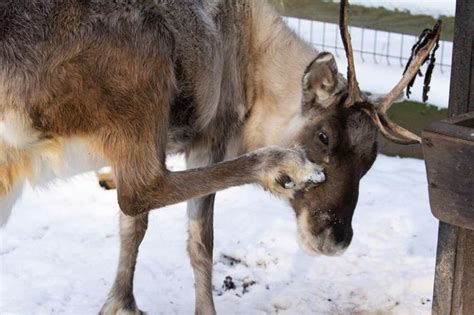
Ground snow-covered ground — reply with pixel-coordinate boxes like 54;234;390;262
325;0;456;18
1;155;438;314
286;17;452;108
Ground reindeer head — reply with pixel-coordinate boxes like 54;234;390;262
290;0;441;256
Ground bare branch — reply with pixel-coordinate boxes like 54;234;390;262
377;21;442;114
423;39;440;102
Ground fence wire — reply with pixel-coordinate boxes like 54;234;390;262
285;17;452;74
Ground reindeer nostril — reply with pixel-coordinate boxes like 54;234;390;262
332;226;353;246
333;229;346;245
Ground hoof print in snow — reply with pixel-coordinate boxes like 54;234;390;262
213;285;223;297
220;276;257;296
222;276;236;291
242;279;256;294
220;254;243;267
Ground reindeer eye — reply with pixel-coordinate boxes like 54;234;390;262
318;132;329;145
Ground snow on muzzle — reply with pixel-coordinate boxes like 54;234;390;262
290;171;359;256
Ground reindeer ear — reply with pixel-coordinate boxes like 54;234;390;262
302;52;340;110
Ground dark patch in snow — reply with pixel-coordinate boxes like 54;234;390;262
222;276;236;291
242;279;256;294
218;276;257;296
219;254;245;267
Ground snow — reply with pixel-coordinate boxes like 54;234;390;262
1;154;438;314
325;0;456;18
286;17;452;108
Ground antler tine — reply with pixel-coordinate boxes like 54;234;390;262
370;21;441;144
339;0;364;106
360;104;421;145
380;114;421;144
378;21;442;114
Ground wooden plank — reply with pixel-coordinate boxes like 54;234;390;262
424;112;474;142
430;0;474;314
471;50;474;112
451;228;474;315
423;131;474;229
460;230;474;313
433;226;474;315
448;0;474;115
432;222;458;315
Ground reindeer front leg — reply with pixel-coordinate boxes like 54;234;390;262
100;213;148;315
187;195;216;315
185;148;222;315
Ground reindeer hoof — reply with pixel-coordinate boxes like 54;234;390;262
98;179;116;190
257;146;325;198
96;169;117;190
284;181;296;189
99;305;146;315
306;169;326;184
99;296;146;315
277;175;296;189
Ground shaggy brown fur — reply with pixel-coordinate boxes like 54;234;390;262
1;1;383;314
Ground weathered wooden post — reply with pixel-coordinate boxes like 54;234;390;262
422;0;474;314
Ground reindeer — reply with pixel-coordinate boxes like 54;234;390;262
0;0;440;314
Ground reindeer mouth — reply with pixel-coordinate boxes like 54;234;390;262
296;211;348;257
298;228;347;257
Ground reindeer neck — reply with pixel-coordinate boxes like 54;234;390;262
241;1;317;152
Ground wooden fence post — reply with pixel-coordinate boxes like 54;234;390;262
430;0;473;314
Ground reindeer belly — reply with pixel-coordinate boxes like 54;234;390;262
30;138;107;184
0;119;106;225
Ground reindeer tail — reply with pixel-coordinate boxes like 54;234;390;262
0;181;24;227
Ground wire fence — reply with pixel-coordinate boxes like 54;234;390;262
284;17;452;74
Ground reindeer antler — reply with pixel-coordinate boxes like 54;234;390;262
339;0;365;106
339;0;442;144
